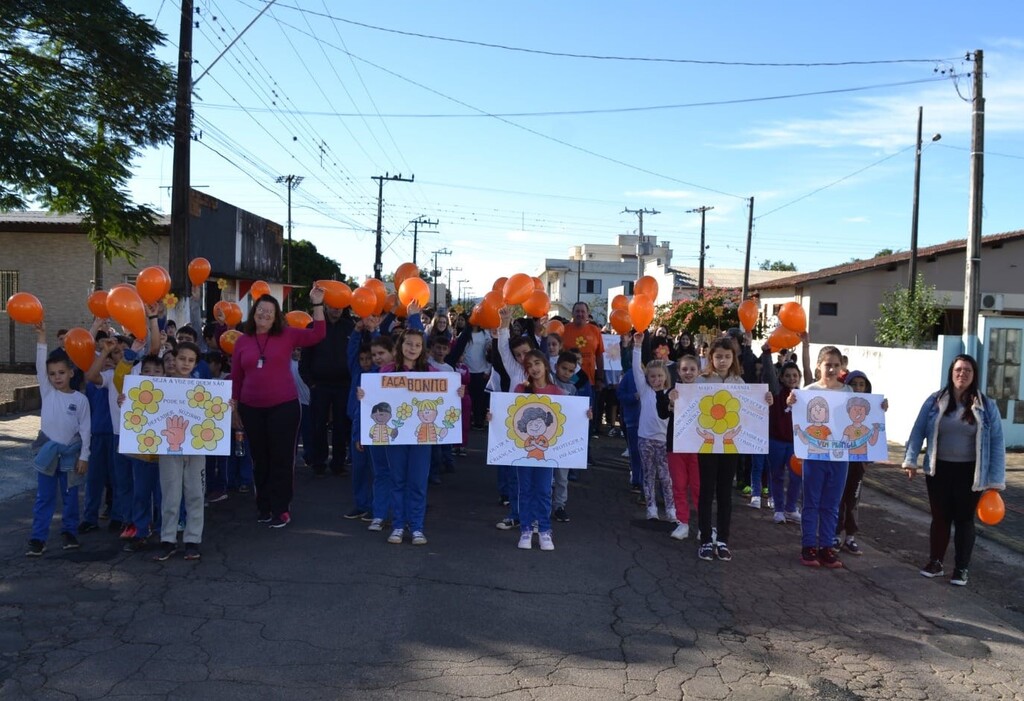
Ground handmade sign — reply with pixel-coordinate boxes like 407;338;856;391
360;372;463;445
602;334;623;385
672;384;770;454
487;393;591;469
117;376;233;456
792;391;888;462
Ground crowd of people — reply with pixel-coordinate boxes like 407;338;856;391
24;292;1006;585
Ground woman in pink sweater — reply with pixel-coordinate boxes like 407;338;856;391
232;289;326;527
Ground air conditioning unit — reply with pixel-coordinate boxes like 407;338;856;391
980;292;1004;312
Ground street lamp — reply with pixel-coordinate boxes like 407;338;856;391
909;106;941;300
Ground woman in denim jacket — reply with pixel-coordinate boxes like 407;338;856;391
903;354;1005;587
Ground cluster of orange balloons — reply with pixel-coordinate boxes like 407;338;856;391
606;275;659;334
767;301;808;352
466;273;551;330
213;300;243;328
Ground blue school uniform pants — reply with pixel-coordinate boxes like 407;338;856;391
83;433;115;524
517;466;553;534
768;438;802;515
801;458;849;548
32;471;80;541
130;457;162;536
386;444;431;532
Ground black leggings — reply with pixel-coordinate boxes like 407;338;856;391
239;400;301;516
698;453;738;545
925;460;982;570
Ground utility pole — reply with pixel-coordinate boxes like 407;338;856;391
742;197;755;299
910;108;942;300
430;248;451;308
687;206;714;295
169;0;194;298
409;216;437;265
372;173;414;279
623;207;660;280
458;279;469;306
446;267;461;308
963;49;984;357
276;175;303;308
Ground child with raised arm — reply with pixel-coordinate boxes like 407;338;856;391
663;353;701;540
631;332;676;523
27;322;90;556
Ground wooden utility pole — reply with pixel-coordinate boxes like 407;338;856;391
742;197;754;299
372;173;414;279
623;207;659;280
169;0;194;297
409;216;437;265
962;50;984;357
687;206;714;295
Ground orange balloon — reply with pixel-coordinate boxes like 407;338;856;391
545;319;565;337
503;273;534;305
364;278;387;315
738;299;758;332
977;490;1005;525
611;294;629;312
778;301;807;334
610;308;632;335
188;257;211;286
399;277;431;307
531;276;544;292
351;287;377;317
250;280;271;301
635;275;659;300
285;310;312;328
135;266;171;305
789;455;803;476
394;301;409;319
628;293;655;333
394;262;419;288
213;301;230;325
471;303;500;329
64;327;96;371
87;290;109;318
106;286;147;338
522;290;551;318
382;292;397;314
767;327;801;353
483;290;504;312
219;329;242;355
317;280;352;310
225;302;243;328
492;277;508;293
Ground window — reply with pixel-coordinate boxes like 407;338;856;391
0;271;18;311
583;279;602;294
818;302;838;316
621;280;635;295
122;274;138;285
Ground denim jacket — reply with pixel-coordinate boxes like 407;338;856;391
902;391;1005;491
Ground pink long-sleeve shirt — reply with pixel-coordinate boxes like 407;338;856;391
232;321;326;408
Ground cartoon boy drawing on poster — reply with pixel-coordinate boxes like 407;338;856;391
506;395;566;467
842;396;881;461
369;402;399;445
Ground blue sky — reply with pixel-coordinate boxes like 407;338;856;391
127;0;1024;300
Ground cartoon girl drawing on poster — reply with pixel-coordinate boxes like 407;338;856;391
413;397;447;444
506;395;566;467
794;395;832;458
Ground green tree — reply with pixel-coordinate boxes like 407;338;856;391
874;248;896;258
285;240;355;309
758;259;797;272
0;1;174;261
873;275;946;348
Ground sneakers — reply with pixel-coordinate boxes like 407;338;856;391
919;560;945;578
269;512;291;529
387;528;405;544
697;542;715;561
715;543;733;561
842;537;862;555
496;518;521;530
183;544;201;561
784;510;802;524
554;507;570;523
26;539;46;557
257;512;273;524
818;547;843;569
800;547;821;567
670;523;690;540
950;568;969;586
646;506;659;520
766;498;774;510
538;531;555;551
517;532;533;550
119;524;137;540
367;518;384;532
61;533;80;550
78;521;99;534
153;542;178;562
748;497;761;509
741;485;752;496
773;512;786;525
343;508;369;520
360;513;374;522
411;531;428;546
123;537;149;553
206;490;229;504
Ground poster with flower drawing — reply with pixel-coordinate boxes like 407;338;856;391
791;391;887;462
359;372;463;445
672;384;770;454
486;393;591;468
117;376;233;455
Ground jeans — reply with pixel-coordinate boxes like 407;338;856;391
130;458;162;535
750;453;767;496
926;460;982;569
768;438;802;514
387;444;431;532
227;448;254;490
310;384;350;470
801;458;849;548
31;471;79;541
518;466;554;534
552;468;569;509
83;433;115;524
350;422;372;513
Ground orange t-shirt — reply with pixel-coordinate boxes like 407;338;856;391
565;323;604;384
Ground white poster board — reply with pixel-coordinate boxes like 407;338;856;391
792;391;888;462
487;393;591;469
672;384;770;454
118;376;233;456
360;372;463;446
602;334;623;385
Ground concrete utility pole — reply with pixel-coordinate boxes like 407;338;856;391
742;197;754;299
445;267;461;308
430;248;451;308
276;175;303;294
169;0;194;297
409;216;437;265
457;279;469;306
372;173;414;279
910;108;942;301
687;206;714;295
962;50;985;357
623;207;660;280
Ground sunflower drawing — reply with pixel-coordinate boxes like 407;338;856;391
137;429;162;454
697;389;741;434
186;384;213;409
123;409;148;434
190;419;224;451
128;379;163;414
205;396;229;421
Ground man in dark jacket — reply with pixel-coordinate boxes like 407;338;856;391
299;307;355;475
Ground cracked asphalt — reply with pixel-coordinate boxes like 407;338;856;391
2;413;1023;701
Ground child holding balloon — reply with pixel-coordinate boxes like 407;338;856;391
631;332;676;523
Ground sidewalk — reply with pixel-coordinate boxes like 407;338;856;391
1;417;1022;699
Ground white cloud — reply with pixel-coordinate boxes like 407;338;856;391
844;216;870;223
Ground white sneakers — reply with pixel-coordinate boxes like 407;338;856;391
538;531;555;551
784;510;802;524
518;532;533;550
773;512;786;524
748;496;762;509
519;531;555;550
670;523;690;540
